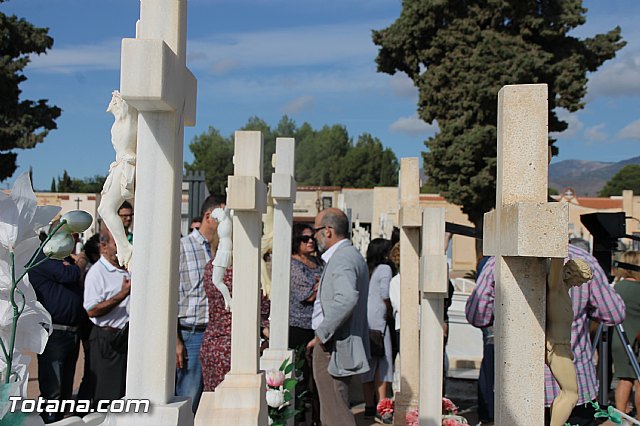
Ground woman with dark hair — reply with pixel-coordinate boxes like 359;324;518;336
289;223;323;425
362;237;395;422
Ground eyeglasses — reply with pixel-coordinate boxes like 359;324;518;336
313;226;332;234
299;235;315;243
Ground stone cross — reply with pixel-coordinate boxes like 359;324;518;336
483;84;567;425
115;0;197;424
261;138;296;371
197;131;269;426
419;207;447;425
394;157;422;425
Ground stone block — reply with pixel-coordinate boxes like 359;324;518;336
120;38;197;125
227;176;267;213
485;202;568;258
421;254;448;293
271;173;296;201
399;205;422;228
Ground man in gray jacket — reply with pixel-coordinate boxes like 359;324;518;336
308;208;370;425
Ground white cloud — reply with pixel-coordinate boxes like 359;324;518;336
551;108;584;139
282;96;314;115
588;49;640;98
584;124;608;143
390;114;438;136
211;58;240;75
389;72;417;98
617;119;640;140
187;21;384;73
28;39;121;73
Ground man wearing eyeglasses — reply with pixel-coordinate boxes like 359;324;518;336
117;201;134;244
307;208;370;425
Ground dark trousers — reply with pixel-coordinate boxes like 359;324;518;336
312;345;354;426
477;327;495;422
88;325;127;406
38;329;80;423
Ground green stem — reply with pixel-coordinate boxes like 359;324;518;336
5;251;18;384
3;220;67;384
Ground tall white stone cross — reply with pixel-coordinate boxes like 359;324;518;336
261;138;296;372
419;208;447;426
394;157;422;426
483;84;568;425
115;0;197;424
197;131;269;426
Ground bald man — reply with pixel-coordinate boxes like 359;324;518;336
308;208;370;425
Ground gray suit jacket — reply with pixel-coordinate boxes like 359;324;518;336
315;241;370;377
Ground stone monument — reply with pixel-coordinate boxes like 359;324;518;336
111;0;197;424
483;84;568;425
394;158;422;425
195;131;268;426
419;208;447;425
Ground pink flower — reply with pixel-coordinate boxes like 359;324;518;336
377;398;394;416
442;397;458;414
406;407;419;426
442;418;458;426
265;370;285;387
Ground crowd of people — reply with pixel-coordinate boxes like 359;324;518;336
28;195;640;426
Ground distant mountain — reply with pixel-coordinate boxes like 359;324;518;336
549;156;640;196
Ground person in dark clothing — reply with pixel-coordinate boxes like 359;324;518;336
29;250;88;423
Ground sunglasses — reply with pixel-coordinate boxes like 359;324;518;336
299;235;315;243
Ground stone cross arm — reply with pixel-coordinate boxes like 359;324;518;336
484;202;568;259
120;38;197;126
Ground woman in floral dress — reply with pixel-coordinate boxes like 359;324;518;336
289;223;323;425
200;262;270;391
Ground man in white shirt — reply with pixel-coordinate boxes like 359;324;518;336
83;225;130;405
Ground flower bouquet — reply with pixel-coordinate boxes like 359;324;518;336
265;357;301;426
377;398;394;424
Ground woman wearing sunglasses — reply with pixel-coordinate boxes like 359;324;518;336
289;223;323;425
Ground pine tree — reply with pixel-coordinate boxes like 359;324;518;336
373;0;625;233
0;4;62;181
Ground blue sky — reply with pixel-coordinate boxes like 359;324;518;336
3;0;639;190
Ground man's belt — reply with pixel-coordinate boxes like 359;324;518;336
178;323;207;332
51;324;79;332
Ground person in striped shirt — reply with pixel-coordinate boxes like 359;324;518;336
466;244;625;425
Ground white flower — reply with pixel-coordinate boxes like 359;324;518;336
43;232;75;260
60;210;92;233
268;416;273;426
265;388;286;408
265;369;285;387
0;172;60;251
